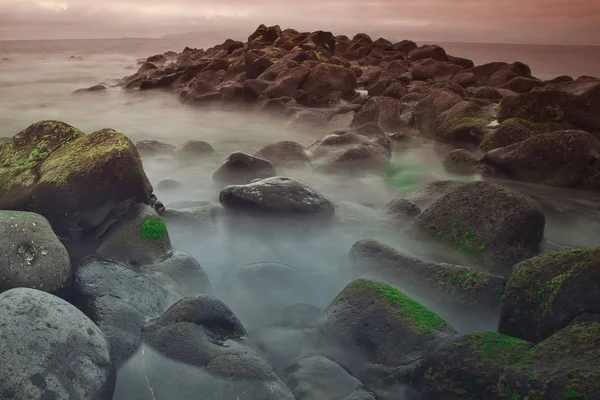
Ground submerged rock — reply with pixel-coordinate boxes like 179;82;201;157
407;181;545;277
213;152;276;186
0;211;71;294
135;139;176;155
0;288;115;400
72;84;107;95
174;140;216;161
219;176;335;218
254;140;311;167
315;278;455;369
0;121;152;241
499;247;600;343
442;149;480;175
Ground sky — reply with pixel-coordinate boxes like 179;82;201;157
0;0;599;45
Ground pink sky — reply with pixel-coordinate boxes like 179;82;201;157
0;0;599;44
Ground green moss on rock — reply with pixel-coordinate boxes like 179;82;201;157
435;112;494;144
139;217;168;241
348;279;452;335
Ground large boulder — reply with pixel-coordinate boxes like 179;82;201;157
413;89;462;136
0;211;71;294
408;45;448;62
72;256;169;366
442;149;480;175
173;140;216;161
262;65;311;98
284;356;378;400
315;278;455;369
135;139;176;156
299;63;357;106
352;96;412;132
411;331;532;399
0;121;152;241
451;62;532;88
213;152;276;186
410;59;463;81
308;123;392;171
219;176;335;219
349;240;505;310
96;203;172;267
0;288;115;400
139;295;295;400
481;130;600;191
478;120;536;152
401;180;466;211
498;319;600;400
407;181;545;276
499;248;600;343
254;141;311;167
140;251;211;297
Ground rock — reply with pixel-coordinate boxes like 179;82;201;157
349;240;505;310
315;278;455;368
69;55;84;61
0;121;152;241
381;82;408;99
434;101;492;145
451;62;532;88
352;96;412;132
498;320;600;399
413;89;462;136
157;178;184;191
357;66;383;87
262;65;311;98
72;85;107;95
401;180;466;211
245;52;274;80
499;76;544;93
407;181;545;276
219;176;335;218
478;120;535;152
213;152;276;186
248;24;282;44
147;54;166;64
410;59;463;81
308;123;392;171
367;77;395;96
447;55;474;69
178;79;220;104
254;141;311;167
73;256;168;366
0;288;115;400
481;130;600;190
299;63;357;106
408;45;449;62
411;331;532;399
329;111;357;130
382;198;421;226
135;139;176;155
174;140;216;161
141;295;294;400
162;203;222;229
442;149;480;175
0;211;71;294
96;203;172;267
470;86;503;101
285;356;377;400
140;251;211;298
499;247;600;343
392;40;418;54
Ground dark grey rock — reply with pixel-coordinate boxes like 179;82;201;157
213;152;276;186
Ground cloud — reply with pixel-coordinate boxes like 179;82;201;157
0;0;598;44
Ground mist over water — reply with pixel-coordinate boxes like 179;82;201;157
2;37;600;399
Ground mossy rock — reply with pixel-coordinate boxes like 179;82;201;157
0;121;151;240
498;320;600;399
499;247;600;343
407;181;545;277
96;203;172;267
501;118;575;134
316;278;455;367
479;121;537;152
435;112;494;145
412;331;532;399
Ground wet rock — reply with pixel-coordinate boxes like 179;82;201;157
156;178;184;191
447;55;474;69
350;240;505;310
410;59;463;81
135;139;176;155
392;40;418;54
174;140;216;161
213;152;276;186
481;130;600;191
478;120;535;152
352;96;412;132
72;85;107;95
407;181;545;277
140;295;295;400
308;123;392;171
254;141;311;167
73;256;169;366
299;63;357;106
147;54;166;64
315;278;455;369
285;356;377;400
401;180;466;211
451;62;532;88
0;211;71;294
178;79;220;104
0;121;152;241
140;251;211;297
96;203;172;267
381;82;408;99
262;65;311;98
499;247;600;343
382;198;421;226
442;149;480;175
408;45;448;62
220;176;335;218
0;288;115;400
499;76;544;93
470;86;503;101
413;89;462;136
411;331;532;399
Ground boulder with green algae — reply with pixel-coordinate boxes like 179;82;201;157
349;240;505;310
479;120;537;152
407;181;545;277
498;319;600;400
0;121;152;240
315;278;455;367
481;130;600;191
499;247;600;343
411;331;532;399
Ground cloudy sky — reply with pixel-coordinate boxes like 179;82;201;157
0;0;598;45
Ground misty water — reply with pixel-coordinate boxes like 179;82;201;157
2;38;600;398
